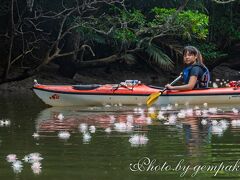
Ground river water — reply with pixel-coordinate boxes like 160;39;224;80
0;92;240;180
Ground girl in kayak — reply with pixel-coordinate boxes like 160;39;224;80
165;46;210;90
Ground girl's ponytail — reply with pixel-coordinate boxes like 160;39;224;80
197;50;203;65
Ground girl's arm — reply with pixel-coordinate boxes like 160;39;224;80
165;76;197;90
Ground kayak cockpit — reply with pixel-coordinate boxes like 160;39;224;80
72;84;102;90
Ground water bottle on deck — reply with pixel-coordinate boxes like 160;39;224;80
125;80;141;86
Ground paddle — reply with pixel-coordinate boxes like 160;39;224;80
146;73;182;107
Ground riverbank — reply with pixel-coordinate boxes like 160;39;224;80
0;62;173;92
0;61;239;92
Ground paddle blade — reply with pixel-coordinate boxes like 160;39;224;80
146;92;162;107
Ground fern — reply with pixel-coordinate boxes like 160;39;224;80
122;53;137;65
145;43;174;70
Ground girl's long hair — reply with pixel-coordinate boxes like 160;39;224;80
183;46;204;65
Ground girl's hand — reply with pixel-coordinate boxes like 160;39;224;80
165;84;174;90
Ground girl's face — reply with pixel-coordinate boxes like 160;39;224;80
183;51;197;65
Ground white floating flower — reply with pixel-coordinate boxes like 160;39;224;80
28;153;43;163
208;108;218;114
148;107;155;114
166;104;173;110
168;114;177;124
83;132;91;143
79;123;88;133
138;108;145;115
126;122;133;131
105;127;111;133
219;120;229;131
203;103;208;108
31;162;42;174
12;160;23;174
195;110;202;116
3;119;11;126
0;120;4;127
211;120;218;126
146;117;152;125
114;122;128;132
160;106;167;111
57;113;64;121
211;126;223;136
129;134;149;146
212;82;218;88
22;155;30;163
6;154;17;163
109;115;116;124
58;131;71;140
157;111;165;119
32;132;40;138
177;110;186;119
194;106;200;110
236;120;240;127
126;115;134;124
186;108;193;116
89;125;96;133
134;107;144;114
0;119;11;127
201;119;208;125
202;109;209;117
5;119;11;125
133;108;139;114
231;120;237;127
232;108;239;115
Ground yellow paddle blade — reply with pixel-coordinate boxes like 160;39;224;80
146;91;162;107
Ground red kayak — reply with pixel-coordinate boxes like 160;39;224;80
33;80;240;106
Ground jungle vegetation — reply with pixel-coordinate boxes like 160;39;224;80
0;0;239;83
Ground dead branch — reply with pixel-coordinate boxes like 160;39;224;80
212;0;236;3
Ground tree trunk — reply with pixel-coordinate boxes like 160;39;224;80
75;54;120;69
2;0;14;80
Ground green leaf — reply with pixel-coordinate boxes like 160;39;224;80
145;43;174;71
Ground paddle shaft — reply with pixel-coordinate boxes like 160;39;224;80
146;73;183;107
160;74;182;94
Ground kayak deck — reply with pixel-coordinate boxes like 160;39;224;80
32;81;240;106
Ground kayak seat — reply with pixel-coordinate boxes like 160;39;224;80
72;84;102;90
148;85;164;90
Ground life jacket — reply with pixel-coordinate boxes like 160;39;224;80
183;64;210;88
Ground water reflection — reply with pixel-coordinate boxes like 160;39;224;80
2;93;240;179
34;106;152;146
34;105;240;148
0;100;240;179
35;107;151;133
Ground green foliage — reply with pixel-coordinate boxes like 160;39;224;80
120;9;146;27
145;43;174;70
197;43;227;61
150;8;209;40
214;16;240;41
114;29;137;42
72;6;210;70
112;9;146;42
